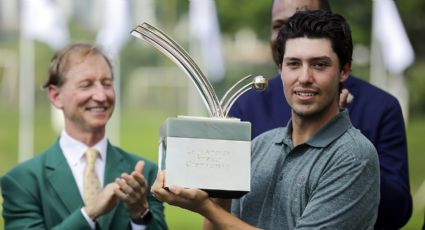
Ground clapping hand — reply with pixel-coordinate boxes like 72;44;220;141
115;161;149;219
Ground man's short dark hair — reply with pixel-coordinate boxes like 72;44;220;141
276;10;353;70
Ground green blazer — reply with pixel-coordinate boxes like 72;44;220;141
1;140;167;230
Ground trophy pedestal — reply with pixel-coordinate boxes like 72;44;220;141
159;116;251;198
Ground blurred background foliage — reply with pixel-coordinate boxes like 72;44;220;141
2;0;424;114
1;0;425;229
139;0;425;115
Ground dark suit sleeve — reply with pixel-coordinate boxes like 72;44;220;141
228;99;243;119
374;99;412;229
144;163;168;230
1;173;92;230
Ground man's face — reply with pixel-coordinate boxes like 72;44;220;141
281;38;349;119
51;54;115;135
271;0;321;67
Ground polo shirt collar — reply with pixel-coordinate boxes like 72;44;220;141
306;109;352;147
273;119;292;145
273;109;352;148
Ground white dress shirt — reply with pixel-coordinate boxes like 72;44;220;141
59;130;145;230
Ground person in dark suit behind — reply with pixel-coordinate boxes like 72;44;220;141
228;0;412;229
1;43;167;229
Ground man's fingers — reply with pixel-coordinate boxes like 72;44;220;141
151;186;171;202
151;170;167;199
116;178;134;194
122;173;146;191
152;171;165;190
169;186;207;200
134;161;145;175
114;186;127;199
102;183;119;197
104;182;119;191
339;88;349;108
168;185;196;200
168;185;185;196
153;187;188;207
131;172;147;188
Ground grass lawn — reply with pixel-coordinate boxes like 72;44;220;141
0;102;424;229
403;115;425;230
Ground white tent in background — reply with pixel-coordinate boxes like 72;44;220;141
21;0;69;50
96;0;132;145
19;0;69;162
96;0;131;60
188;0;225;115
189;0;225;83
370;0;415;123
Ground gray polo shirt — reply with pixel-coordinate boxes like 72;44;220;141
231;110;380;230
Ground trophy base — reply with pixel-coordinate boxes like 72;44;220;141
159;116;251;198
201;189;248;199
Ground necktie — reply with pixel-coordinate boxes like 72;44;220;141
83;148;101;204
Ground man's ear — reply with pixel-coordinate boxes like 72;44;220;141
339;62;352;83
48;85;64;109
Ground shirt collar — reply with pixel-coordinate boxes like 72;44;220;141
59;130;108;166
272;119;292;145
306;109;352;147
272;109;352;148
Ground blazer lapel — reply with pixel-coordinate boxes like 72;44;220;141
45;141;84;214
97;142;129;229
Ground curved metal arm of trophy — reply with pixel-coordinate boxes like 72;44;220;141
130;23;268;118
221;75;268;117
220;74;253;107
131;22;223;117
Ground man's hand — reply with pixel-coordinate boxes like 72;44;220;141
339;88;350;108
152;171;260;230
83;183;119;220
114;161;149;219
151;171;211;215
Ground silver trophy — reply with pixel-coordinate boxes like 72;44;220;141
131;23;268;117
131;23;268;198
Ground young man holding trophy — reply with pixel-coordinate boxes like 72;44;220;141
150;10;380;230
229;0;412;228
